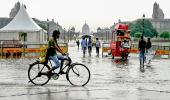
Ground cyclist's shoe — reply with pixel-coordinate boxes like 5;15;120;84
45;70;52;76
52;73;59;80
59;70;66;74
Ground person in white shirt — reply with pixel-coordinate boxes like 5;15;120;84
122;40;130;48
95;38;101;57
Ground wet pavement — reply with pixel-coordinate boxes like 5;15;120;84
0;45;170;100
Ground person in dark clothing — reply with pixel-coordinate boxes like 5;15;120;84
146;38;151;51
117;30;125;36
138;36;146;66
95;38;101;57
146;38;152;64
76;40;80;49
85;39;88;46
88;37;92;56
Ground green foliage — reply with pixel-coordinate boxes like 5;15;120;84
129;19;158;38
19;32;27;41
160;31;170;39
134;32;142;38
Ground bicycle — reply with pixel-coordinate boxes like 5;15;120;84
28;53;91;86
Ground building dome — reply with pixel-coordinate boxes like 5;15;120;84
82;22;90;35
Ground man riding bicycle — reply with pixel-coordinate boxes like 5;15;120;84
28;30;91;86
46;30;66;74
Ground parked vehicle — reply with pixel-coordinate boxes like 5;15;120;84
110;23;131;59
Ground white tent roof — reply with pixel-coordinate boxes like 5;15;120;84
0;5;42;32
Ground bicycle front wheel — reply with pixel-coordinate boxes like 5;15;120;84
28;63;51;85
66;63;90;86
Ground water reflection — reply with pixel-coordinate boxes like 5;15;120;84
65;86;90;100
81;56;93;64
114;59;129;69
87;57;92;63
26;86;90;100
82;57;86;63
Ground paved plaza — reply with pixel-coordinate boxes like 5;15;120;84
0;46;170;100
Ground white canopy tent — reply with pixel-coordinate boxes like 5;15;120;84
0;5;47;44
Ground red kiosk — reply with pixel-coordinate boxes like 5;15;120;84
110;23;131;59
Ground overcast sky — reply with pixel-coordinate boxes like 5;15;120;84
0;0;169;32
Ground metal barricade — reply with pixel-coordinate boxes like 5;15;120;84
58;43;68;54
0;42;68;59
102;42;111;57
130;43;170;58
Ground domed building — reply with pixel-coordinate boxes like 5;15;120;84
82;21;90;35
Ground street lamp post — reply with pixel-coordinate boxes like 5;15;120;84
142;14;145;37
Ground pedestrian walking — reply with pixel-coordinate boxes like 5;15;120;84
88;37;92;56
146;38;153;65
146;38;151;52
138;36;146;69
95;38;101;57
86;39;88;47
81;37;87;57
76;40;80;49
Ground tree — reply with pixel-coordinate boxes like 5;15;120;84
19;32;27;42
129;19;158;38
160;31;170;39
134;32;142;38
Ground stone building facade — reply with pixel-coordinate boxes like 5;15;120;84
111;2;170;35
152;2;164;19
149;2;170;33
149;18;170;33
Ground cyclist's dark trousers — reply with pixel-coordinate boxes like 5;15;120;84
139;52;145;65
96;47;100;56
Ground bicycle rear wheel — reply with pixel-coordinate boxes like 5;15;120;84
28;63;51;85
66;63;90;86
